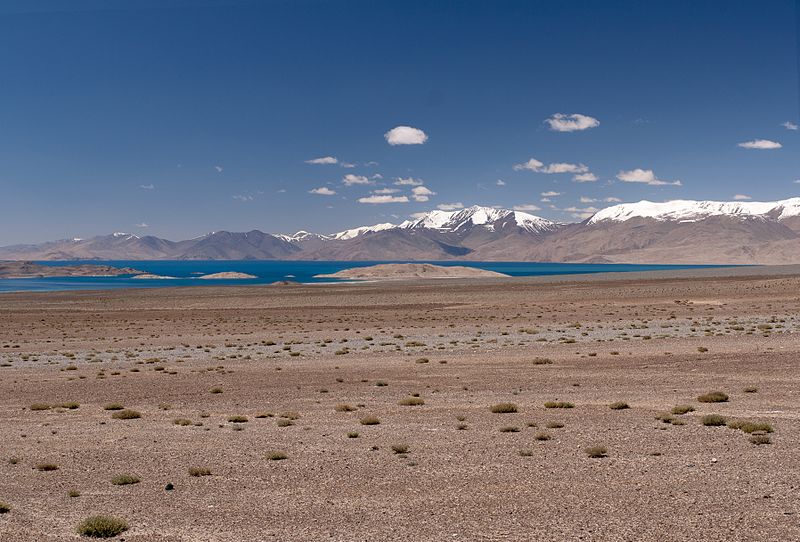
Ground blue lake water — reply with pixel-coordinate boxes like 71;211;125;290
0;260;727;293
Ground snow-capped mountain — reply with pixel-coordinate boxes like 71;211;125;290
320;206;558;241
588;198;800;225
398;206;558;234
274;231;332;243
4;199;800;264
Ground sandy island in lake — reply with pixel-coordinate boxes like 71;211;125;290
316;262;509;280
0;266;799;540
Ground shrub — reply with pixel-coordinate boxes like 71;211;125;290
585;446;607;458
726;420;773;434
697;391;728;403
532;357;553;365
609;402;629;410
60;402;80;410
655;412;675;424
545;421;564;429
334;404;356;412
347;431;359;438
544;401;574;409
30;403;51;411
375;381;388;387
743;386;758;393
276;419;293;427
750;434;771;445
111;409;141;420
671;404;695;415
266;451;288;461
518;450;534;457
35;463;59;472
227;415;248;423
209;387;223;394
702;414;727;426
398;397;425;406
360;416;380;425
76;515;128;538
0;501;10;513
173;418;192;426
188;467;212;477
68;490;81;498
103;403;124;411
391;444;409;454
490;403;518;414
534;432;551;441
499;426;520;433
111;474;140;486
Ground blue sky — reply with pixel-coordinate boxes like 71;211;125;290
0;0;797;244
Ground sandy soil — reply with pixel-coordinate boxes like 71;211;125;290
0;269;799;541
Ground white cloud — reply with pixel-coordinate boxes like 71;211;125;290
139;183;154;190
513;157;588;174
733;194;752;200
496;179;506;186
541;191;562;197
371;173;384;179
513;158;544;171
214;165;223;172
616;168;682;186
782;121;798;131
604;197;623;203
411;185;436;202
233;194;253;202
579;196;597;203
277;188;287;193
394;177;424;186
309;187;336;196
358;195;409;204
384;126;428;145
136;222;149;228
305;156;338;165
340;162;356;168
541;162;589;174
437;202;464;211
573;173;598;183
545;113;600;132
342;174;372;186
540;197;552;203
513;204;541;212
372;188;401;195
409;212;428;219
738;139;782;149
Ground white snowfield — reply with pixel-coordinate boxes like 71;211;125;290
587;198;800;224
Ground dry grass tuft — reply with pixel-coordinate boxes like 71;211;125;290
584;445;607;458
489;403;518;414
76;515;128;538
697;391;728;403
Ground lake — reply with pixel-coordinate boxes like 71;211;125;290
0;260;727;293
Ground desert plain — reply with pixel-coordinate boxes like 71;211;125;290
0;268;799;541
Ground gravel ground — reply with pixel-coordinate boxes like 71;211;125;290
0;270;799;541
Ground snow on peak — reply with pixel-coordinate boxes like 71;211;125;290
587;198;800;225
331;223;397;241
274;231;332;243
326;206;558;240
399;205;556;233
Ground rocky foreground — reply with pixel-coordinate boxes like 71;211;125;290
0;268;798;540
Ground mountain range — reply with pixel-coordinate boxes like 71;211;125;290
4;198;800;264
